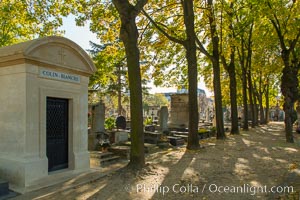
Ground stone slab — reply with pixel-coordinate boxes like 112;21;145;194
168;136;185;146
0;179;8;196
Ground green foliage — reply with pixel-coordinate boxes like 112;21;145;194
75;1;152;93
74;0;298;134
105;117;115;130
210;126;217;132
143;93;169;109
144;117;153;125
0;0;73;47
198;128;209;134
88;41;128;94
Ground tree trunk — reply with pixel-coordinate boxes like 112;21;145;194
222;48;239;134
117;64;122;116
241;66;249;130
222;3;239;135
208;0;225;139
142;1;200;148
247;72;256;128
112;0;147;169
183;0;200;149
248;73;255;128
228;62;239;134
281;63;298;143
267;0;300;143
239;38;249;131
256;73;266;124
247;45;256;127
258;95;265;124
265;80;270;123
213;60;225;139
283;98;294;143
253;93;259;126
246;21;254;128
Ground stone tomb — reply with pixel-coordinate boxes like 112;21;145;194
168;94;189;129
0;36;96;193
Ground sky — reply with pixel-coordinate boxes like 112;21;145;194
61;15;98;51
61;15;213;97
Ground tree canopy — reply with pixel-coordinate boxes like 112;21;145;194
0;0;74;47
2;0;299;150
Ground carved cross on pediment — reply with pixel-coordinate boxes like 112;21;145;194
58;48;66;64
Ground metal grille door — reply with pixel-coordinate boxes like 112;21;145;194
46;97;69;172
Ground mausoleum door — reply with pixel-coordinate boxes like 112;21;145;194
46;97;69;172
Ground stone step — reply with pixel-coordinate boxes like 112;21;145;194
167;136;185;146
109;146;130;159
0;179;9;197
89;151;114;159
90;155;120;167
109;142;157;154
173;134;189;142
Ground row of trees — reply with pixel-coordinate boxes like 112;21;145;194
82;0;299;169
1;0;299;169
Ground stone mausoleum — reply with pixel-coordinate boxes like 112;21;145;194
0;36;96;193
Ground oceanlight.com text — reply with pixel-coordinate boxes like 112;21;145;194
207;183;294;196
132;183;294;196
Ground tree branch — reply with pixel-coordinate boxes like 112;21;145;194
142;9;185;45
135;0;148;13
138;21;151;45
195;37;213;60
112;0;130;14
267;1;287;51
289;29;300;52
147;2;181;15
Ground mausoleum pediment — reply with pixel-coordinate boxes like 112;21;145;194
0;36;96;76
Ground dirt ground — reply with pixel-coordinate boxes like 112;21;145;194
14;122;300;200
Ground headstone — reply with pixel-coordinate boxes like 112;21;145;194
114;131;129;144
116;116;126;129
159;106;169;132
168;94;189;129
92;102;105;133
0;36;96;193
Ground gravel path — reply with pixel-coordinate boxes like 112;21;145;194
13;122;300;200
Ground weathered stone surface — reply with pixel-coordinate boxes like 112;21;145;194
168;94;189;129
0;36;96;193
159;106;169;132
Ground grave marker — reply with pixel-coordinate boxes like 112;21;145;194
159;106;169;132
92;102;105;133
116;116;126;130
168;94;189;129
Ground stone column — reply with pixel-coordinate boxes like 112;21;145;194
160;106;169;132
